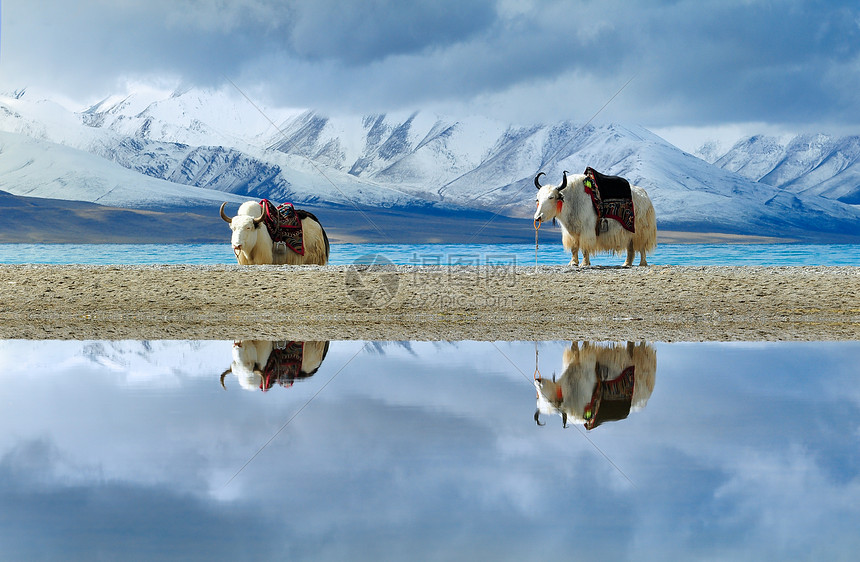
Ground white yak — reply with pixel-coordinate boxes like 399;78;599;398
534;341;656;429
534;171;657;266
220;201;330;265
220;340;330;391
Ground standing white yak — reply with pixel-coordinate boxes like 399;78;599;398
534;341;657;430
220;200;330;265
534;171;657;266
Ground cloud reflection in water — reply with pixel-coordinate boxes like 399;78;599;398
0;340;857;560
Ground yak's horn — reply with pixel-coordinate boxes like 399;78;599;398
220;368;231;390
558;171;569;191
534;409;545;426
534;172;546;189
219;203;232;224
253;212;265;226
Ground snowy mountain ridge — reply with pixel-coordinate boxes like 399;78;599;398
1;87;859;241
702;134;860;204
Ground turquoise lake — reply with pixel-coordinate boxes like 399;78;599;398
1;242;859;266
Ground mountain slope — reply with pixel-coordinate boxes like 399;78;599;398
710;134;860;204
0;189;230;243
2;88;859;242
0;131;248;209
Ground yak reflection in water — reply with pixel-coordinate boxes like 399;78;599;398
534;341;656;429
220;340;331;391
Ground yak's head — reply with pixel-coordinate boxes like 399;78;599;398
533;374;569;428
533;343;599;429
220;202;263;257
533;171;569;224
220;340;267;391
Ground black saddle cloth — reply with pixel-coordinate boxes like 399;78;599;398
583;167;636;233
586;365;635;430
585;167;632;200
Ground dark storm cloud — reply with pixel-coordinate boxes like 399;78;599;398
3;0;859;129
627;0;860;126
285;0;497;64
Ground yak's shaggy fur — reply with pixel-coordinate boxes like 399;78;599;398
221;201;329;265
535;172;657;266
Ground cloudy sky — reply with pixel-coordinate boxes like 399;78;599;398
2;0;859;150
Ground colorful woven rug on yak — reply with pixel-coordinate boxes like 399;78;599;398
583;167;635;234
261;341;306;391
260;199;304;255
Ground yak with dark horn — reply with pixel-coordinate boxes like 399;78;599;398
219;202;232;224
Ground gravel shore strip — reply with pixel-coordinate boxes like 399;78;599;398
2;264;857;341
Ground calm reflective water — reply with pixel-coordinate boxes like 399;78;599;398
1;340;858;560
1;243;859;266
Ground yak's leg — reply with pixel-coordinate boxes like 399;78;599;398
581;250;591;266
639;249;648;266
569;245;579;266
623;240;634;267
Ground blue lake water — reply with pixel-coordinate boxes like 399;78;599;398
0;242;859;266
1;339;858;560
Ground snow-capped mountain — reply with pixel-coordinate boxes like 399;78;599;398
704;133;860;204
0;339;231;385
1;87;859;242
0;131;252;209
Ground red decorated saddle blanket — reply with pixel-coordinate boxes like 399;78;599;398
260;199;304;256
583;167;635;234
261;341;305;391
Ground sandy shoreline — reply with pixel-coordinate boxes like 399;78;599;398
2;264;857;341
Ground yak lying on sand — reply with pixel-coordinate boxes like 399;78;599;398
534;171;657;266
220;340;330;391
220;200;330;265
